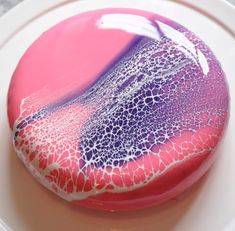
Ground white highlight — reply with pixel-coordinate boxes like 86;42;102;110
197;49;209;75
0;219;12;231
157;21;209;75
97;13;161;40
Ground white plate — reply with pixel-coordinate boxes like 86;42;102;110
0;0;235;230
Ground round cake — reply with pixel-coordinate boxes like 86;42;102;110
8;8;229;211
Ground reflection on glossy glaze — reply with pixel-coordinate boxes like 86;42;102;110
8;8;229;211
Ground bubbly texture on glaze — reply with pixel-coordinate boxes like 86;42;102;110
9;9;229;209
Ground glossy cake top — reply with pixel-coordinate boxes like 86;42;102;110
8;8;229;210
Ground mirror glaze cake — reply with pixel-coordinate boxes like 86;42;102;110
8;8;229;211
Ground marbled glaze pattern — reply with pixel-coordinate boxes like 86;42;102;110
8;9;229;211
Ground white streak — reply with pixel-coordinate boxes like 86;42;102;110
97;13;161;40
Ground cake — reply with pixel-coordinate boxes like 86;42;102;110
7;8;229;211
